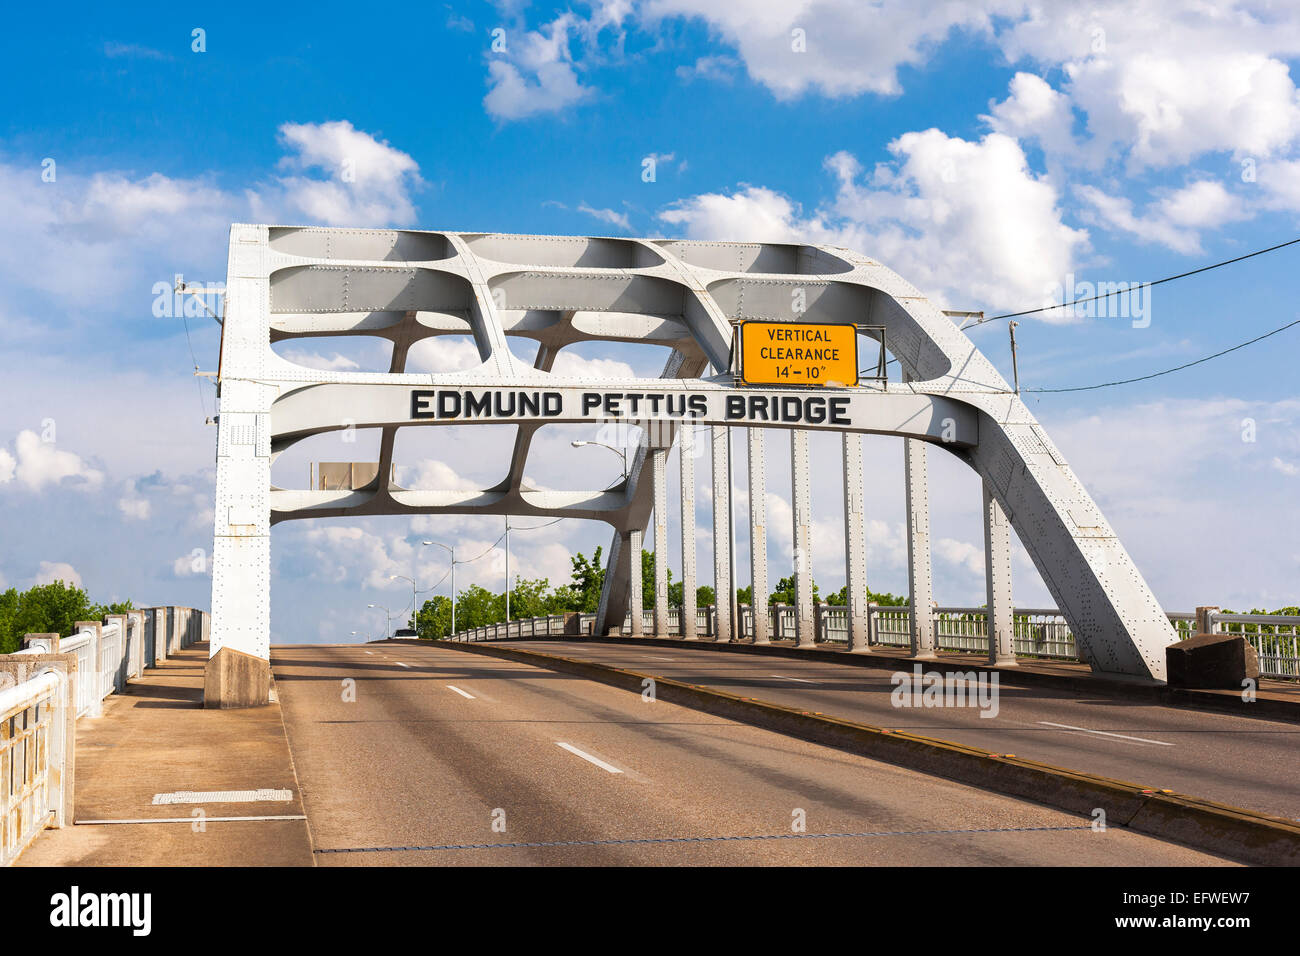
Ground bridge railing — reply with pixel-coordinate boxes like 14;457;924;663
445;605;1297;678
1;606;209;866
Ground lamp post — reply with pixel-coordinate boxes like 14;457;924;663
367;603;393;640
571;440;628;481
390;573;418;633
350;629;370;643
424;540;456;637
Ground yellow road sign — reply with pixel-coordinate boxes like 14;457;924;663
738;321;858;387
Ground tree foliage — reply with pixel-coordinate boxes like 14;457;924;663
0;581;133;654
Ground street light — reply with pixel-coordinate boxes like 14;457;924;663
571;439;628;481
424;540;457;637
367;603;393;640
390;573;418;633
350;629;370;643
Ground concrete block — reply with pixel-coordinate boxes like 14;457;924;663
1166;633;1259;689
204;646;272;708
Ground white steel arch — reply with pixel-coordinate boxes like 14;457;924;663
206;224;1175;706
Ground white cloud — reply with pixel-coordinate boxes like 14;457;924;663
172;551;210;577
550;352;637;378
984;72;1079;159
0;430;103;492
34;561;81;588
645;0;1013;99
1077;180;1251;255
577;202;633;232
935;537;984;576
660;132;1087;313
406;336;483;372
484;14;597;120
118;495;151;520
280;349;361;371
275;120;422;226
1272;457;1300;477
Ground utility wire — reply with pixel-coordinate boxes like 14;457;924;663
973;236;1300;326
1022;317;1300;393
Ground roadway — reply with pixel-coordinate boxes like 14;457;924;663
489;639;1300;820
270;642;1235;866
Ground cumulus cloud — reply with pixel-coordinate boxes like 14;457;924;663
660;132;1087;313
274;120;423;226
644;0;1013;99
1077;180;1252;255
484;14;597;120
577;202;633;232
279;349;362;372
34;561;82;588
0;430;103;492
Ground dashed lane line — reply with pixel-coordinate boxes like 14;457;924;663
1038;721;1173;746
446;685;476;699
556;742;624;774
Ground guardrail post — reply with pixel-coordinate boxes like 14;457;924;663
21;633;59;654
0;648;78;830
74;621;104;717
1196;606;1220;634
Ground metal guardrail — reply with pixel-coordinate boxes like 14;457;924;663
447;605;1299;678
1;606;209;866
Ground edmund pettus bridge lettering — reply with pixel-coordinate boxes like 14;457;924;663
409;388;851;426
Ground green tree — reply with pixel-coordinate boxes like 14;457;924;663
695;584;716;607
415;595;453;639
507;576;552;619
455;584;503;629
0;580;101;654
735;585;753;606
768;575;819;605
569;547;606;612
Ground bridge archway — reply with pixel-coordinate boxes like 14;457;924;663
207;225;1175;706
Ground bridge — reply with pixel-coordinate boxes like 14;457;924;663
3;225;1299;869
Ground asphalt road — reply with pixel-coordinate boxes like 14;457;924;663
271;642;1234;866
494;639;1300;820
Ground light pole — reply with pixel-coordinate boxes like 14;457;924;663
350;629;370;643
424;540;456;637
571;440;628;482
390;573;417;633
504;516;512;623
367;603;393;640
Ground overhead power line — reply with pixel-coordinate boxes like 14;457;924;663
972;236;1300;326
1022;317;1300;393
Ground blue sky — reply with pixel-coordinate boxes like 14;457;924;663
2;1;1299;640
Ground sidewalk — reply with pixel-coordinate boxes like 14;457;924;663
17;643;314;867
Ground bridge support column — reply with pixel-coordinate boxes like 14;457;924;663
679;423;698;640
652;447;669;638
627;527;644;637
983;482;1017;666
904;437;937;659
843;433;870;652
791;430;816;648
712;425;733;643
748;428;770;645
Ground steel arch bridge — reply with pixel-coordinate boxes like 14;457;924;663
205;224;1176;706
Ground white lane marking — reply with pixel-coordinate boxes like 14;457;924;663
446;685;476;699
556;742;624;774
364;650;374;655
769;673;817;684
153;789;292;805
77;815;306;825
395;661;412;668
1038;721;1173;746
645;656;675;661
